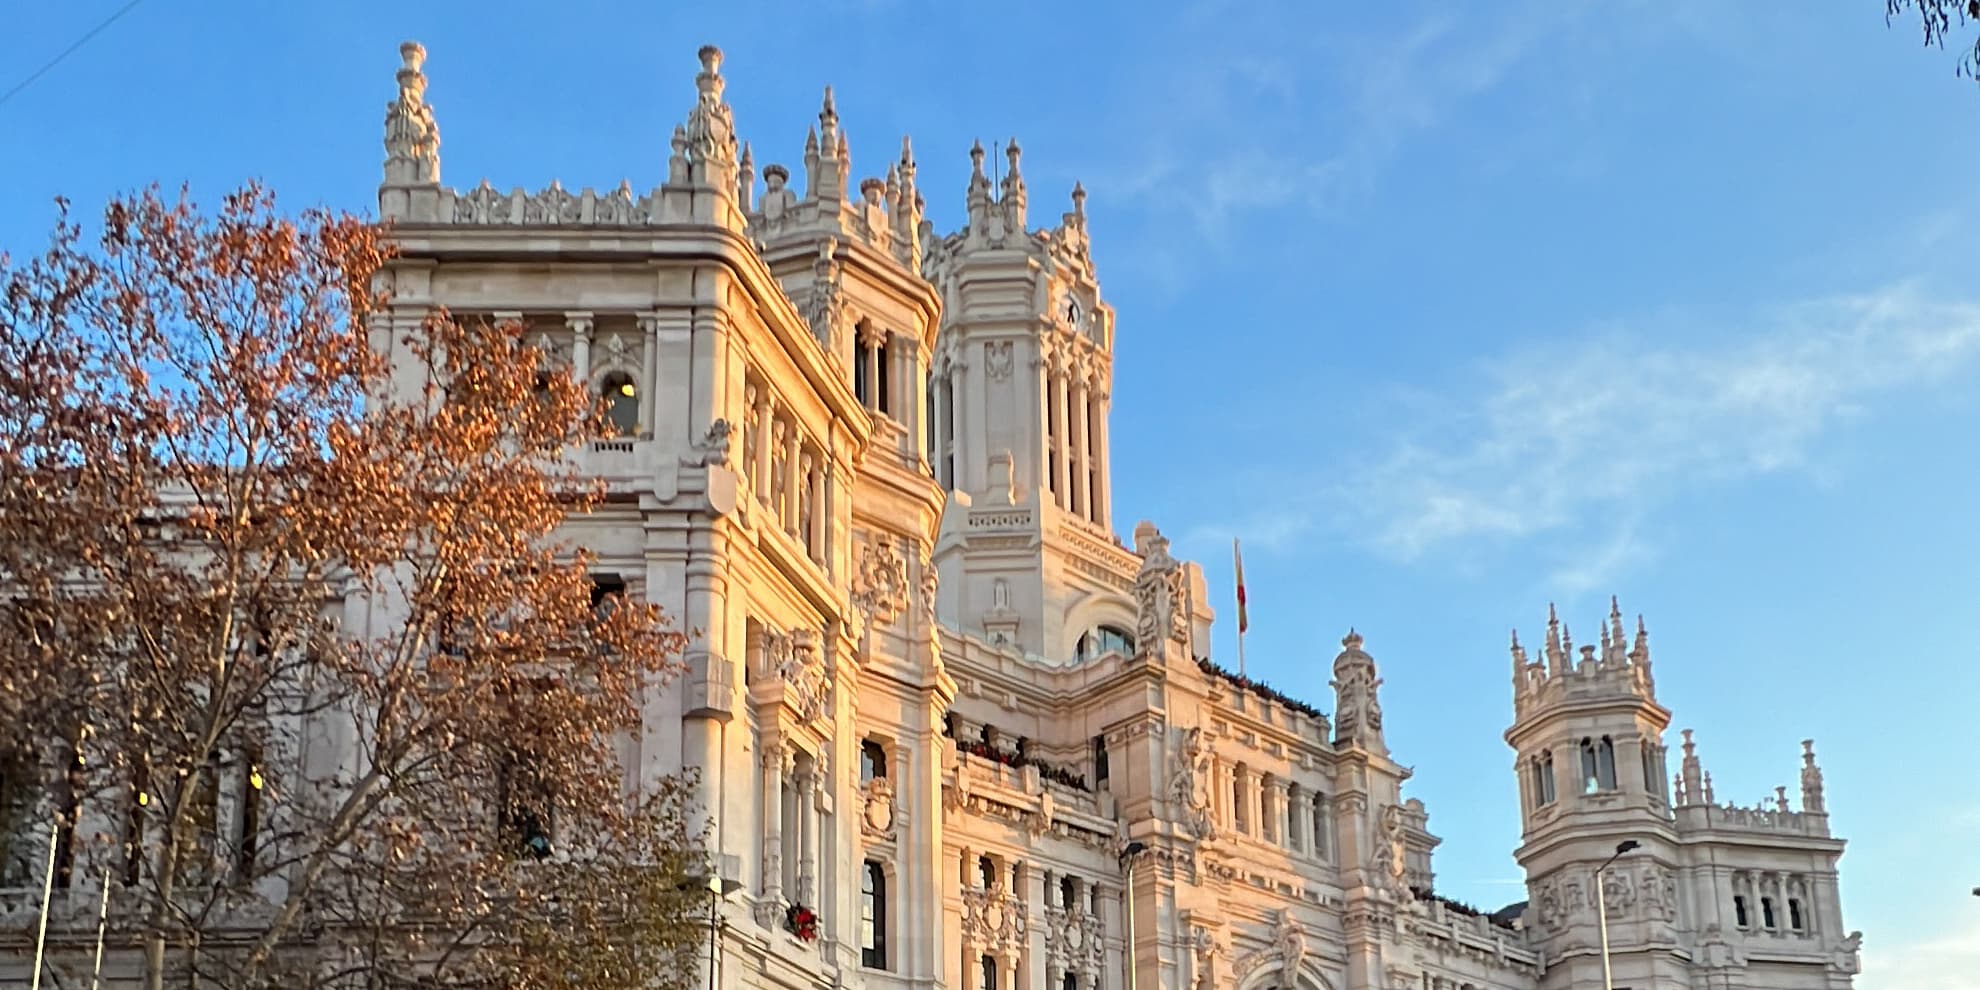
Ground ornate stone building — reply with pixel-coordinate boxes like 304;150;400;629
370;40;1865;990
0;40;1865;990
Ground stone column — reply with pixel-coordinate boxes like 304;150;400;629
1052;365;1071;507
783;427;802;537
680;527;734;861
863;332;884;413
1283;784;1298;855
1071;372;1091;520
934;370;951;486
1090;389;1110;526
905;338;926;460
1245;770;1261;837
640;313;662;435
565;312;595;387
797;759;818;906
805;450;826;561
758;740;785;922
755;397;775;505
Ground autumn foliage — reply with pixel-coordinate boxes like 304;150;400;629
0;185;707;990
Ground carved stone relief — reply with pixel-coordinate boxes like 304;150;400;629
764;627;827;724
986;340;1014;381
852;534;910;627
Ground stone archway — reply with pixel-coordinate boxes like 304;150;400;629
1237;963;1334;990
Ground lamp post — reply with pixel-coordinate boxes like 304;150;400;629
1118;842;1148;990
1596;840;1641;990
680;871;744;990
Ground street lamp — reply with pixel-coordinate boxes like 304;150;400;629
1119;842;1149;990
1596;840;1641;990
679;871;745;990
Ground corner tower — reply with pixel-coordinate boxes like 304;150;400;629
925;142;1134;665
1506;599;1684;990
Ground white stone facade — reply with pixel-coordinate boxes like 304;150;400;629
368;41;1864;990
0;40;1863;990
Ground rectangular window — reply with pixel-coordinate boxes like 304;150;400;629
981;955;997;990
1789;897;1805;931
1761;896;1777;929
1733;894;1750;928
861;860;888;969
236;740;265;879
498;749;554;862
1092;735;1109;785
860;740;887;784
590;575;627;612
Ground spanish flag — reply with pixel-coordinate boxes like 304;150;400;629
1233;539;1249;634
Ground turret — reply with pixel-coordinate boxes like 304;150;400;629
925;139;1125;664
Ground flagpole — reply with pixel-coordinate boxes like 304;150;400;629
1233;539;1248;678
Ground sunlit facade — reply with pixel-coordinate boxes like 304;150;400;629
367;40;1866;990
0;39;1863;990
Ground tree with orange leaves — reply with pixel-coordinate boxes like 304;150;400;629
0;184;708;990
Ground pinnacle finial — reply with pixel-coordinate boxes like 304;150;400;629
384;40;442;190
970;139;986;171
1071;180;1087;214
1342;628;1363;650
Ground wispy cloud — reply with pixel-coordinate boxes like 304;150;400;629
1860;919;1980;990
1103;6;1560;242
1353;283;1980;561
1189;282;1980;587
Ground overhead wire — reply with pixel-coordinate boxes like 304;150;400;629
0;0;147;110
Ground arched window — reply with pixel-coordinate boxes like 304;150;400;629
600;372;639;437
861;860;888;969
1597;736;1618;791
1789;897;1805;931
1531;753;1557;806
1076;625;1135;662
1761;896;1778;929
1733;894;1750;928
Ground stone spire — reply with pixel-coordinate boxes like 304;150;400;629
737;141;756;210
805;87;847;205
382;41;441;186
1001;137;1028;231
1510;629;1527;686
1606;596;1627;663
1544;604;1567;677
682;45;738;194
966;139;992;228
1679;728;1703;807
891;136;923;268
1331;630;1387;755
1800;739;1826;814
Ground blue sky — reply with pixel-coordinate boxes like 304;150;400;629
5;1;1976;984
